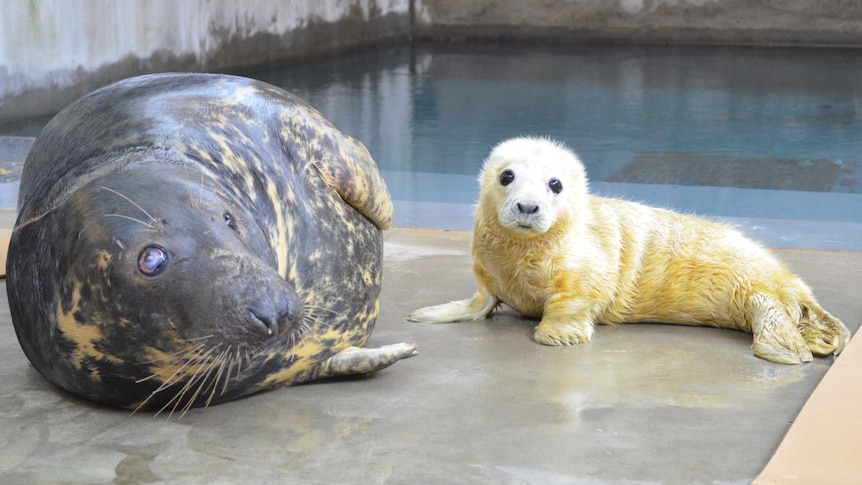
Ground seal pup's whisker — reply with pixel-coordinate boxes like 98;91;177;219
98;186;158;225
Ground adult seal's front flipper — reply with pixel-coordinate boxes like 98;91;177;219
311;343;418;380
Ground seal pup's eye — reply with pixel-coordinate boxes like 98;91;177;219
223;211;238;232
138;245;168;276
500;169;515;186
549;178;563;194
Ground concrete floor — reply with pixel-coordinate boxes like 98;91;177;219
1;227;859;484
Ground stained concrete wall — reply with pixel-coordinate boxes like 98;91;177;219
0;0;410;124
4;0;862;125
413;0;862;46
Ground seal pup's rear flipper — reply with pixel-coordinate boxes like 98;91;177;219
317;135;394;230
315;343;418;379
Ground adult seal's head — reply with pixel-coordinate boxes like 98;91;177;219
7;73;416;415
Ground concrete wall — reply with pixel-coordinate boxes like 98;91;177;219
413;0;862;46
0;0;410;124
4;0;862;125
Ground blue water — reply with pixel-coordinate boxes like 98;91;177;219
251;43;862;250
4;43;860;250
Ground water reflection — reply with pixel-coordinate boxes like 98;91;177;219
255;43;862;186
252;43;862;249
5;43;862;247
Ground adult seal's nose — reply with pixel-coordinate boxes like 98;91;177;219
247;290;300;338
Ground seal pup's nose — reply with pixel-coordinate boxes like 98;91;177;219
517;202;540;214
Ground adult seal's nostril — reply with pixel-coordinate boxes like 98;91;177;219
517;202;540;214
6;72;418;413
248;308;279;337
283;297;299;328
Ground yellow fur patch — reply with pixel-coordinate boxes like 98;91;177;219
410;136;851;364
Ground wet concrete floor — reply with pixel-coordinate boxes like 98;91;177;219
1;225;859;484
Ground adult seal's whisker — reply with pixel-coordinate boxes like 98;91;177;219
183;355;224;412
159;351;223;419
208;348;233;402
101;213;157;230
98;186;159;225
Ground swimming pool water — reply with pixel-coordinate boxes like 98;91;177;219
4;43;860;250
250;42;862;251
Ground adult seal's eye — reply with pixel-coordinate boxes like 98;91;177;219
549;178;563;194
138;245;168;276
500;169;515;186
224;211;238;232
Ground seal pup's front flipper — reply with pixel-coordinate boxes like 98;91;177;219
317;134;394;230
407;286;498;323
312;343;418;379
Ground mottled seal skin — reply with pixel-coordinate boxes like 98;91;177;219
7;73;416;414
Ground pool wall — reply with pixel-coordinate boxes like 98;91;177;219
3;0;862;125
413;0;862;47
0;0;412;125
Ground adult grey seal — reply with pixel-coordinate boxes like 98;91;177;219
7;73;416;414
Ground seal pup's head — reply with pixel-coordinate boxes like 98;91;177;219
477;137;589;236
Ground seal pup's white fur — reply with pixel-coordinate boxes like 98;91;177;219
408;136;851;364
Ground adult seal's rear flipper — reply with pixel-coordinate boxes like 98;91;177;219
313;343;418;380
316;135;394;230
